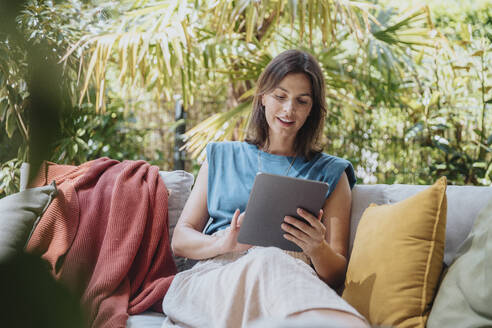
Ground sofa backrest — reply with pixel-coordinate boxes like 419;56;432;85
350;184;492;266
158;169;492;268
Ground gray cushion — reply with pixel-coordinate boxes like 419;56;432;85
0;182;57;262
159;170;194;271
158;170;194;237
427;196;492;327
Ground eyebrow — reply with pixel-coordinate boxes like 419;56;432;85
277;86;311;97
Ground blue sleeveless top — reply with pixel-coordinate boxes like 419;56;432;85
204;141;356;235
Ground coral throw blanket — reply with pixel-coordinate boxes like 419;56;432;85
26;157;177;328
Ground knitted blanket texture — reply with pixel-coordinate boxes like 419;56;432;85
26;158;177;328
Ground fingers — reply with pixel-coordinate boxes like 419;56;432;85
283;216;313;235
297;208;324;228
283;232;305;250
231;209;240;231
280;223;305;239
282;208;326;247
237;212;245;227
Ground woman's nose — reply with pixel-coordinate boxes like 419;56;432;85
282;99;294;113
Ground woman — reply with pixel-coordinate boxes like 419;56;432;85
163;50;367;328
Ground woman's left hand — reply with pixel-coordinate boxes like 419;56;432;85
281;208;327;258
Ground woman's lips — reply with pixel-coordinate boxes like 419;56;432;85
277;117;295;126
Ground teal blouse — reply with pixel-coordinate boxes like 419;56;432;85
204;141;356;235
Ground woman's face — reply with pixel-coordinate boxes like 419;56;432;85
261;72;313;142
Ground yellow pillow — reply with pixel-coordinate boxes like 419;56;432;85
342;177;447;328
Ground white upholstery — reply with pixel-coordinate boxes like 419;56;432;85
126;311;166;328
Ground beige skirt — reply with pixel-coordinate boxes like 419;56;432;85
162;245;363;328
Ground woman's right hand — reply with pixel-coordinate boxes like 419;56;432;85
216;209;252;254
173;159;253;260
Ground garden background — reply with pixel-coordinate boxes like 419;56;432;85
1;0;491;198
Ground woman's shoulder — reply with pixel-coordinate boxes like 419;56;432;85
313;152;356;188
313;152;353;167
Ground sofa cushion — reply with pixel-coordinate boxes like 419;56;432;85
159;170;194;271
0;182;57;262
158;170;194;238
342;177;447;328
427;195;492;327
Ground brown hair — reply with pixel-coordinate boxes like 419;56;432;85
245;49;326;160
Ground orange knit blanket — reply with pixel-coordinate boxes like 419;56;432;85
26;158;177;328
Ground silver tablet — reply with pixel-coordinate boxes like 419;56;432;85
238;172;329;252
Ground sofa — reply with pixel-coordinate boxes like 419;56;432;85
1;165;491;327
127;173;492;328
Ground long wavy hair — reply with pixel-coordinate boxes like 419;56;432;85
245;49;327;160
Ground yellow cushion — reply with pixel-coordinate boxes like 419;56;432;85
342;177;447;328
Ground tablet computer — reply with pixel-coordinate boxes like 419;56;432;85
237;172;329;252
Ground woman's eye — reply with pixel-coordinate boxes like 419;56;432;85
298;99;309;105
274;94;285;100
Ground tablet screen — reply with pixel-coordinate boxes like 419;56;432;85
238;173;329;252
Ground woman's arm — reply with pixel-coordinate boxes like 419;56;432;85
281;172;351;287
171;159;251;260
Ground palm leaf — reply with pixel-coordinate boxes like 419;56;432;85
59;0;438;159
371;6;435;49
183;100;252;160
65;0;387;112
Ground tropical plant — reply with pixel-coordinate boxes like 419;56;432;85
1;0;491;190
0;0;89;162
0;0;153;197
0;158;23;196
406;32;492;185
63;0;384;109
64;0;436;161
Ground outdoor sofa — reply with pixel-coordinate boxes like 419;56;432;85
130;171;492;328
1;163;491;327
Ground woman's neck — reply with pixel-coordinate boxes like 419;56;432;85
262;135;296;156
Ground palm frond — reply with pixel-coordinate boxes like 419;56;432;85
371;6;436;49
58;0;439;159
183;100;252;161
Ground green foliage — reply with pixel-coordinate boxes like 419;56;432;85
1;0;491;191
0;0;150;196
0;158;22;197
0;0;88;156
52;101;147;165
